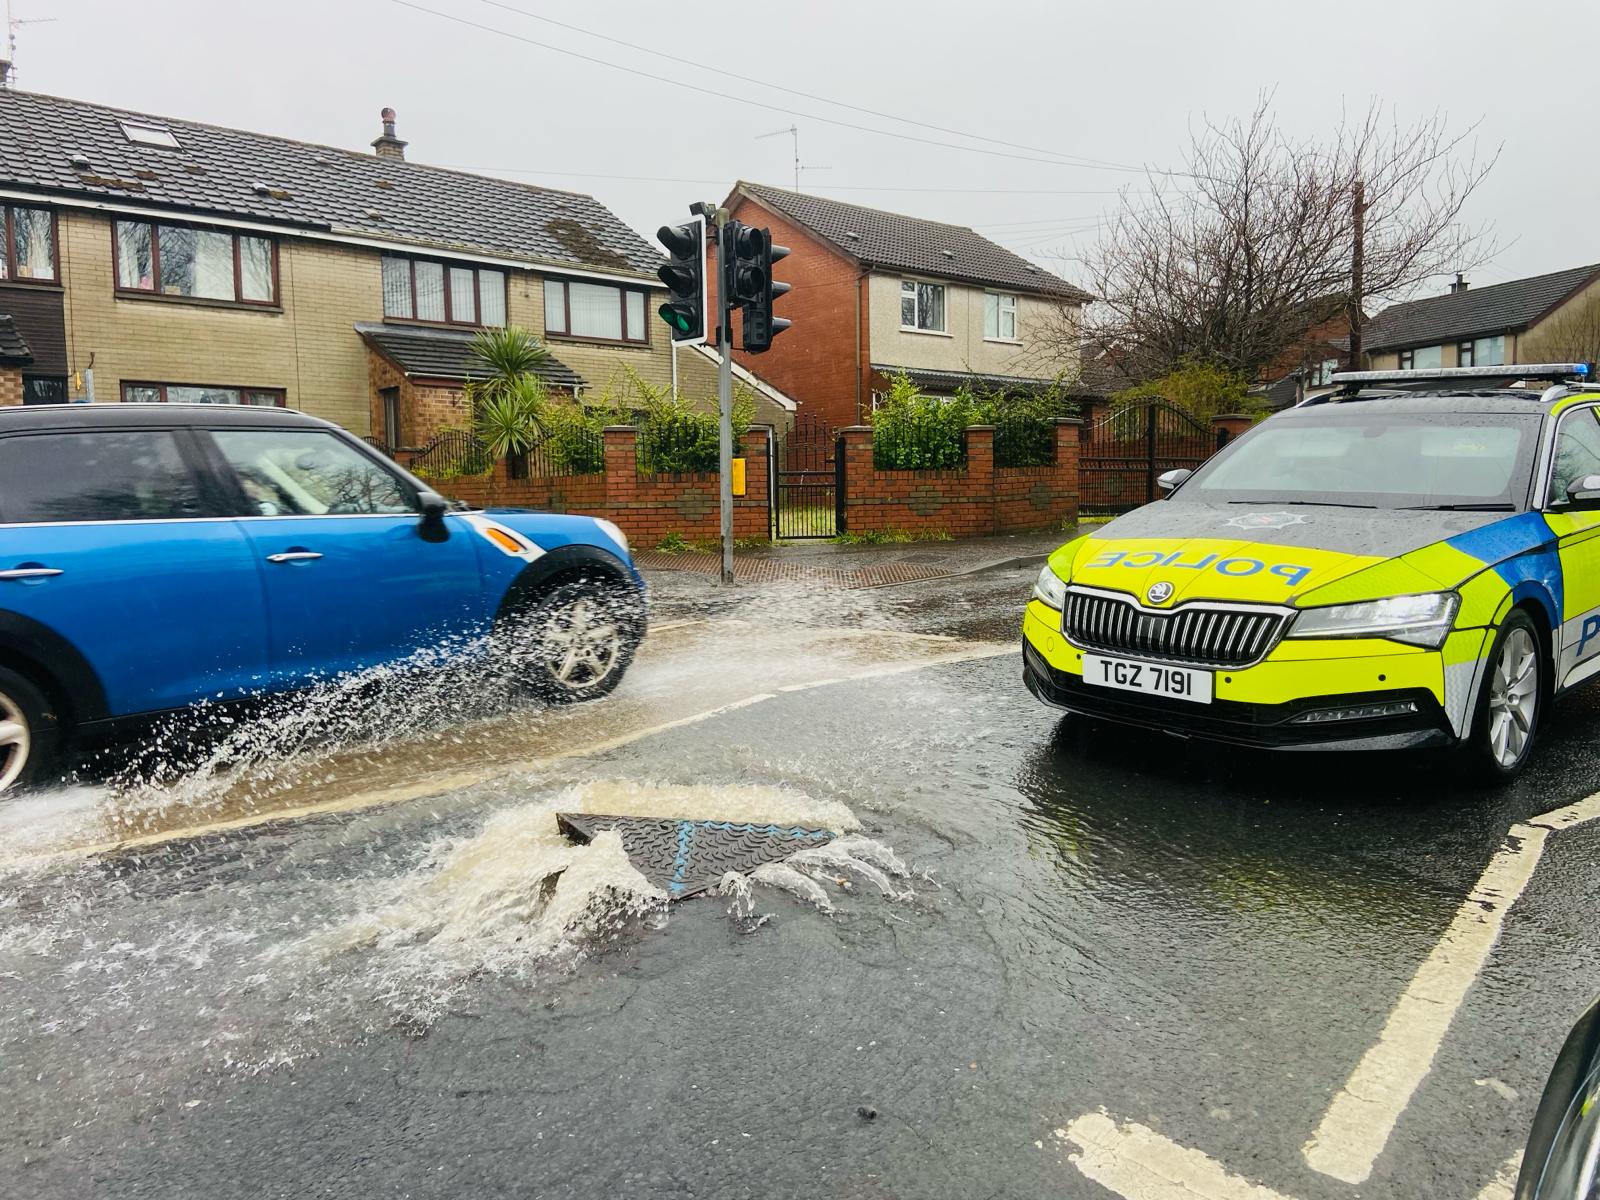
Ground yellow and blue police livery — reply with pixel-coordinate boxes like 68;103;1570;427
1022;364;1600;780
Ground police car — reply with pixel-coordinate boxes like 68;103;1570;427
1022;364;1600;780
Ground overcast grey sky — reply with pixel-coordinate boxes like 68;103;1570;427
14;0;1598;298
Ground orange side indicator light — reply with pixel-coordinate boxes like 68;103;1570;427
484;527;526;554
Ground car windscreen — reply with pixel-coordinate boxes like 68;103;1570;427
1179;411;1541;511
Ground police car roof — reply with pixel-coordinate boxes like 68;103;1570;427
1286;389;1585;416
0;403;342;433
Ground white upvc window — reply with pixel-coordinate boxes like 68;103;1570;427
900;279;946;332
984;292;1018;341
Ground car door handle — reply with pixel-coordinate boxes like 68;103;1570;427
266;552;324;564
0;567;64;580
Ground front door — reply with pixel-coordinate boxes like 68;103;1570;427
0;426;270;716
204;427;487;684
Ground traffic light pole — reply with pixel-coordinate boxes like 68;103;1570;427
715;211;735;585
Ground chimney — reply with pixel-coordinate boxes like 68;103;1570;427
371;107;407;161
1449;272;1469;294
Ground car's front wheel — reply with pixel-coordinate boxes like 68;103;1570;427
499;576;643;704
0;666;60;795
1466;610;1544;783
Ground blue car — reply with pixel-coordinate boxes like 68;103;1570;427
0;403;646;793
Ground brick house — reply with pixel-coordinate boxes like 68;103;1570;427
0;89;770;439
1361;264;1600;372
0;313;31;404
715;183;1094;430
1249;298;1358;410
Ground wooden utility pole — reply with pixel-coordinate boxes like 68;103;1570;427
1348;179;1366;366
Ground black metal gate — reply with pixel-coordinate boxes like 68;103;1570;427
771;412;839;539
1079;399;1219;516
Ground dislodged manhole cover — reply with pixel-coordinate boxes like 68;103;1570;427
557;813;835;900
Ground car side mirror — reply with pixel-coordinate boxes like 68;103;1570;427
417;490;451;542
1156;468;1192;494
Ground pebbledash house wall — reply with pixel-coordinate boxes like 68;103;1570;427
865;275;1080;382
838;419;1081;537
440;425;772;545
50;208;674;438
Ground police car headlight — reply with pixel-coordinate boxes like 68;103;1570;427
1032;563;1069;610
1288;592;1460;649
594;518;629;554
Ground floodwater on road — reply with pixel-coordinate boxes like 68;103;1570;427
3;564;1600;1199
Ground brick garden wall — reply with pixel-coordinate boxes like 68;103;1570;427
0;367;21;406
839;419;1080;537
430;425;772;546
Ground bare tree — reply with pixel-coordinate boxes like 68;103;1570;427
1064;97;1497;380
1521;291;1600;366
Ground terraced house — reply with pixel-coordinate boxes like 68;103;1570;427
0;90;698;445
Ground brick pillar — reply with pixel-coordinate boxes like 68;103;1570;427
1212;413;1254;448
1054;417;1082;528
0;367;21;406
966;425;996;535
736;427;772;539
838;425;873;534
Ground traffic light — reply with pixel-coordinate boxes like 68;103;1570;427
737;226;791;354
656;214;707;346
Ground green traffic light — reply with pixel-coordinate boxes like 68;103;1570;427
659;303;692;333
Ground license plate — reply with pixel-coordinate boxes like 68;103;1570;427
1082;654;1213;704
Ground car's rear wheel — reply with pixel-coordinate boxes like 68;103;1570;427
0;666;60;795
1466;610;1543;783
500;576;642;704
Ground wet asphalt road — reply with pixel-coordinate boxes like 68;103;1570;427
4;562;1600;1199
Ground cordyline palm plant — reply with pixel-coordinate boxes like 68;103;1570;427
468;326;552;458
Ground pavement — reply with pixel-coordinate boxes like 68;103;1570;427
633;529;1067;588
3;562;1599;1199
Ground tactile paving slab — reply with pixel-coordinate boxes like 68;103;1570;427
556;812;836;900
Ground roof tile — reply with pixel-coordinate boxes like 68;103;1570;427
0;90;663;278
1363;264;1600;352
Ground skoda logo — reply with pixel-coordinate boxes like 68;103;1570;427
1146;581;1175;605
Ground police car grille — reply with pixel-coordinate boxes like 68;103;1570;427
1063;591;1288;668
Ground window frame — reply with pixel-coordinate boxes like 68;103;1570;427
1398;349;1415;370
900;278;948;334
122;381;287;407
540;277;651;346
380;254;507;328
112;219;280;308
0;204;59;285
1543;402;1600;510
983;291;1019;342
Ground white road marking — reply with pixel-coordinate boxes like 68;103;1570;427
1060;1112;1296;1200
1303;789;1600;1184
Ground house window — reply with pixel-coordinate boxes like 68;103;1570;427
984;292;1018;341
380;386;401;449
542;278;649;344
0;205;57;283
381;255;505;327
22;375;67;405
1410;345;1443;370
123;382;285;406
115;220;276;304
120;120;181;149
1311;358;1340;386
1473;335;1506;367
901;279;946;332
1458;341;1474;368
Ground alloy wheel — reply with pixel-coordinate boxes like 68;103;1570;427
0;688;31;793
1486;626;1539;769
541;596;623;691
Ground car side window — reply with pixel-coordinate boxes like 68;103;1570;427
1548;407;1600;506
0;430;205;523
210;429;417;517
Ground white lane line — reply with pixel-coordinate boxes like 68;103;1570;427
1472;1150;1522;1200
1060;1112;1296;1200
1303;789;1600;1185
55;644;1016;860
